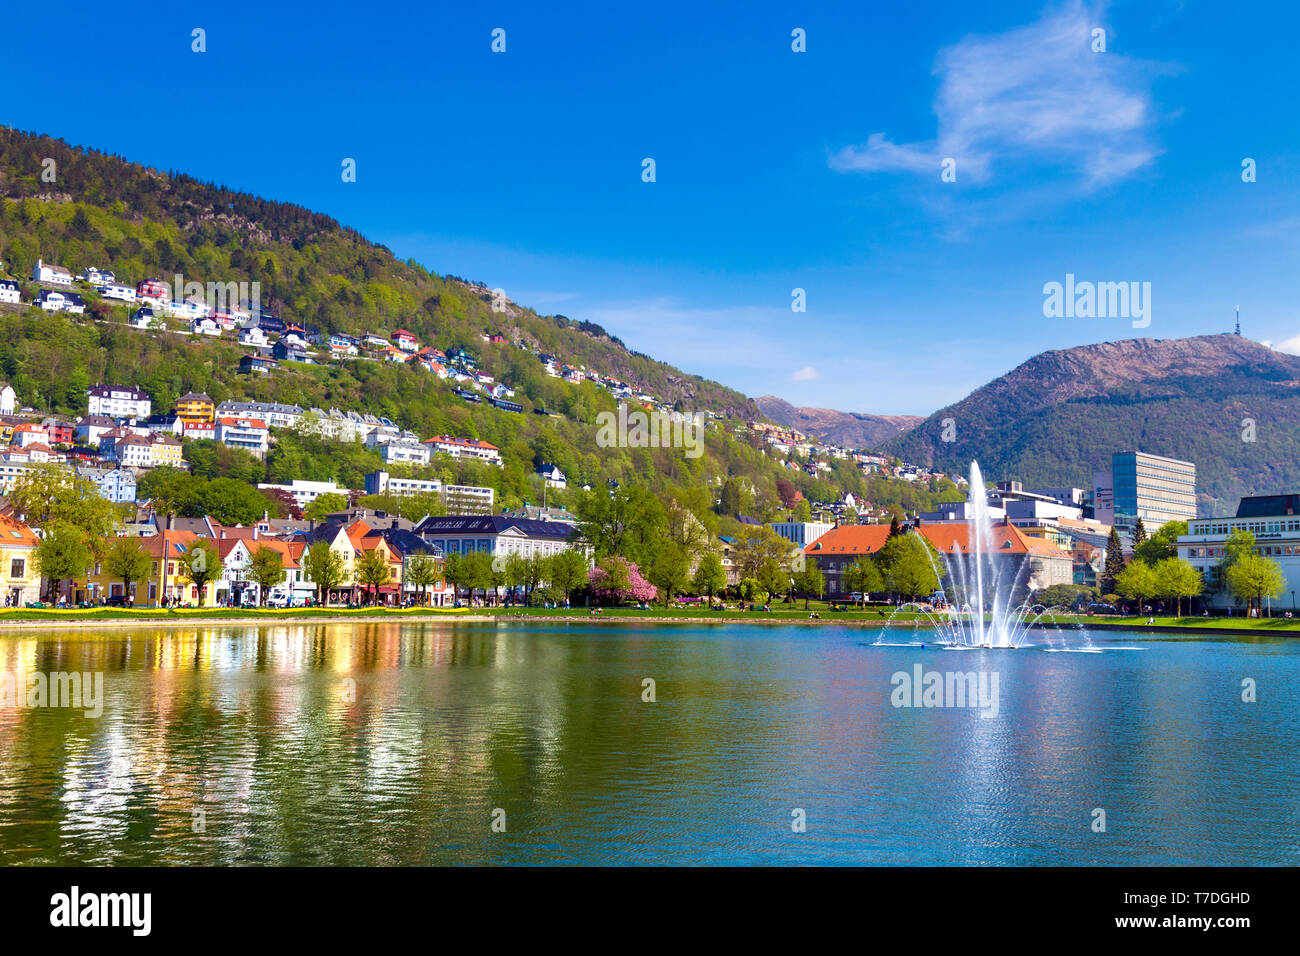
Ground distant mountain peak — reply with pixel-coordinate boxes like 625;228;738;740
754;395;923;448
883;333;1300;514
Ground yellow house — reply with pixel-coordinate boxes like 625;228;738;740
150;434;184;467
82;531;220;606
0;512;40;606
175;392;215;426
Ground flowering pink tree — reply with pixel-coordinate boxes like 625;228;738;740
588;556;657;605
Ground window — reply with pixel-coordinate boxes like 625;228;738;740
10;559;24;578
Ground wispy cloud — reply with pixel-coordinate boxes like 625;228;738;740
791;366;819;382
1266;334;1300;356
830;2;1166;190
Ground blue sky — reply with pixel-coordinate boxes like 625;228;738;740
8;1;1300;413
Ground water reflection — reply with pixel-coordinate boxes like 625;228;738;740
1;622;1298;865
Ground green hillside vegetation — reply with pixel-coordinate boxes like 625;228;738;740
0;126;972;534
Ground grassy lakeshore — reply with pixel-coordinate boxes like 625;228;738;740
1;603;1298;634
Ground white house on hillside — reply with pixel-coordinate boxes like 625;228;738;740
238;326;269;347
32;259;73;285
0;279;21;304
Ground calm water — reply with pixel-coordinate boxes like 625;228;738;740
0;622;1296;866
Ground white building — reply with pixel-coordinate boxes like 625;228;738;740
87;384;151;419
32;259;72;285
37;289;85;313
0;383;15;416
1179;493;1300;612
79;267;115;284
770;521;835;548
367;435;430;466
216;417;270;458
257;479;350;510
217;401;302;430
238;326;269;347
0;279;21;304
535;463;567;488
97;283;137;302
190;316;221;336
422;435;502;466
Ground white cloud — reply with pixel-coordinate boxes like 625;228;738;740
791;366;819;381
1268;334;1300;356
830;1;1165;189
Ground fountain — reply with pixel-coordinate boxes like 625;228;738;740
876;460;1091;650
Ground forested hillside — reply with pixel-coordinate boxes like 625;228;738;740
0;126;968;524
884;334;1300;513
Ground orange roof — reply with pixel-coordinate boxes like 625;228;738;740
142;530;200;560
803;522;1068;557
0;513;39;547
247;539;302;569
345;520;372;552
218;417;267;429
423;435;499;451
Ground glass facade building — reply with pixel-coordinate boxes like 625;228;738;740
1111;451;1197;532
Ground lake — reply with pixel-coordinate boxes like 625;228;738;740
1;621;1296;865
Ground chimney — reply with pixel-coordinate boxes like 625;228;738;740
166;513;174;531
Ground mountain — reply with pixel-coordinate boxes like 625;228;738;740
882;334;1300;514
754;395;924;448
0;126;757;421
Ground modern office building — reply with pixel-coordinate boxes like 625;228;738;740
363;470;495;515
769;521;834;548
1103;451;1196;532
1178;493;1300;612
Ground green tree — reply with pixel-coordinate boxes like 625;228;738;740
204;477;273;525
103;537;150;603
791;563;826;609
646;541;691;607
1134;520;1186;565
1132;518;1148;549
733;525;792;578
178;539;222;605
248;546;287;605
302;541;347;605
405;555;442;606
575;485;666;566
844;557;884;600
34;524;93;602
691;552;727;604
9;463;119;552
1115;559;1158;608
547;549;589;605
757;557;790;603
1153;557;1203;617
303;493;348;521
879;532;940;600
718;479;743;517
355;549;392;604
1100;527;1126;596
1225;553;1285;616
137;467;199;518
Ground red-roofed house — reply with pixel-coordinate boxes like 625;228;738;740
392;329;418;352
803;521;1072;599
422;435;502;465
